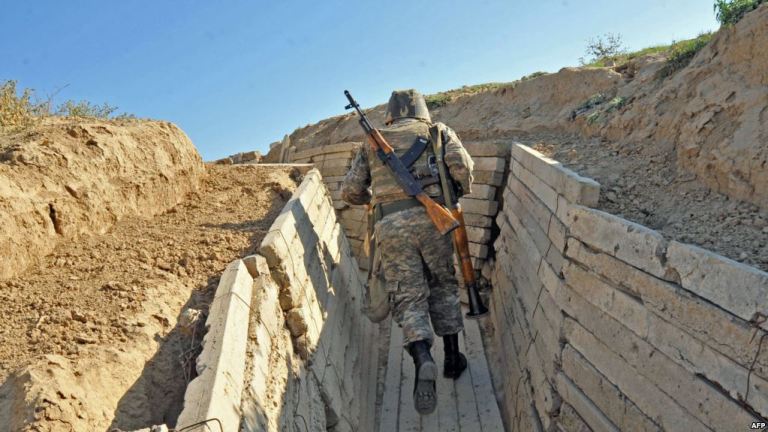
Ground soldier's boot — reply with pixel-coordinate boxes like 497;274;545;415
442;333;467;379
408;340;437;415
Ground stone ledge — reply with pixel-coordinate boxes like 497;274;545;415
566;205;669;280
511;143;599;207
176;259;254;432
464;141;511;157
566;238;768;379
666;241;768;331
510;160;558;213
460;197;499;216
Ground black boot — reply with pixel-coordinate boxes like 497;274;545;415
408;340;437;415
443;333;467;379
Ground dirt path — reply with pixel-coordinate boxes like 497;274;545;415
0;164;299;431
523;132;768;272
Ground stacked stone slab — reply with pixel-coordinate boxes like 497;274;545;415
458;141;510;272
290;142;371;269
487;143;768;431
213;150;262;165
239;169;379;431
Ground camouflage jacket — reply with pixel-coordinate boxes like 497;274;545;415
341;119;474;206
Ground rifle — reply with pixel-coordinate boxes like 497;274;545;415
430;125;489;319
343;90;459;235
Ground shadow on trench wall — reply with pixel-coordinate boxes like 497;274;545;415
241;169;380;432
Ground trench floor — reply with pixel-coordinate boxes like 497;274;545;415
379;307;504;432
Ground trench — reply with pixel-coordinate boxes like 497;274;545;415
176;142;768;432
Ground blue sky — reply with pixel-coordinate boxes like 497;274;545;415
1;1;718;160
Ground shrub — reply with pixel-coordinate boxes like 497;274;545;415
521;71;549;81
425;82;512;109
1;79;133;131
605;96;628;112
580;33;626;66
0;80;47;130
714;0;766;25
56;100;119;118
586;111;601;125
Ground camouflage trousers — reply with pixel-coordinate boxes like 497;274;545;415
374;206;464;347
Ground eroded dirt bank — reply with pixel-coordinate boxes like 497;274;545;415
0;117;205;281
0;164;298;432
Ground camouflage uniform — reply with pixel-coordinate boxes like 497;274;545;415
342;118;474;347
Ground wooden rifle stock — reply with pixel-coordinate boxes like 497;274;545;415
452;206;489;318
450;208;476;285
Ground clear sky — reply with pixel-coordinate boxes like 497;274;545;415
1;1;718;160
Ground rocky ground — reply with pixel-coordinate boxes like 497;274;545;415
0;164;299;431
527;132;768;272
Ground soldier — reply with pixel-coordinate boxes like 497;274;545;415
342;89;474;415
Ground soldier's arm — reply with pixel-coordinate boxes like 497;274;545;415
341;145;372;205
440;124;474;195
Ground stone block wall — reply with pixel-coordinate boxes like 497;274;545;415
487;143;768;431
291;142;368;268
240;169;379;432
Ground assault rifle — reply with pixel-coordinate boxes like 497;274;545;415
343;90;459;235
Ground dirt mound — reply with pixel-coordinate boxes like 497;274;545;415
0;117;205;280
266;6;768;270
595;4;768;207
0;165;298;432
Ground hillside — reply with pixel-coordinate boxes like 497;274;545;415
267;4;768;271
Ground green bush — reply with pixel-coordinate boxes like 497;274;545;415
714;0;766;25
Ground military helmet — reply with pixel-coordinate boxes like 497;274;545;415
384;89;431;125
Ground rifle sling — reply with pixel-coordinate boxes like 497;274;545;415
373;136;439;192
399;137;430;168
429;124;458;209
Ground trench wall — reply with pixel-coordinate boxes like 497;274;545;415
289;141;510;274
240;168;379;432
174;168;376;432
488;144;768;431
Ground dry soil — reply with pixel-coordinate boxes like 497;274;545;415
0;164;299;432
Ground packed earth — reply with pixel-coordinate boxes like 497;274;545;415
0;163;298;430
